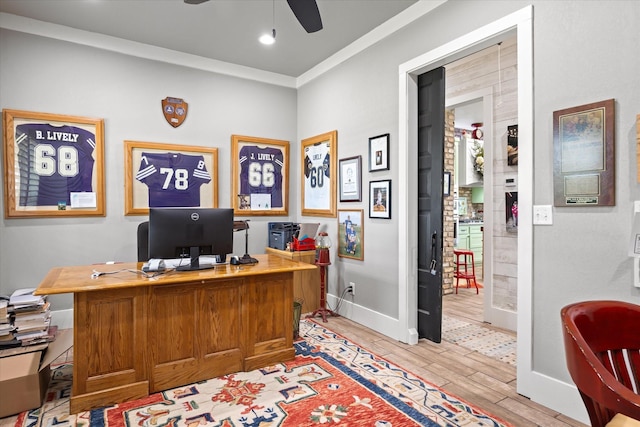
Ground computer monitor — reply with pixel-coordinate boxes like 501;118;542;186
148;207;234;271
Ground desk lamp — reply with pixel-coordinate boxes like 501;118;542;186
233;220;259;264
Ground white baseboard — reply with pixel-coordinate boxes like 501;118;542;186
327;293;589;425
326;294;402;341
51;300;589;424
526;370;589;424
51;309;73;330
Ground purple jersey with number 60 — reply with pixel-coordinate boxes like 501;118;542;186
239;146;284;208
136;152;211;208
15;123;96;206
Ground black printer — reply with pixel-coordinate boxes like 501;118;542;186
268;222;299;250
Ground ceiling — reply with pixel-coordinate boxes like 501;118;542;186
0;0;424;78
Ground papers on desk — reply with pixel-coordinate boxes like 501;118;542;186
161;256;226;269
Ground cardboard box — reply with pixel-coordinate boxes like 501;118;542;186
0;329;73;418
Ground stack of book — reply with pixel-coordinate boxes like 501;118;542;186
7;289;55;346
0;299;16;347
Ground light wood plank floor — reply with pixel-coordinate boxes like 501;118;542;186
319;287;588;427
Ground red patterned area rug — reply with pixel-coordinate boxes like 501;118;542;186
9;320;512;427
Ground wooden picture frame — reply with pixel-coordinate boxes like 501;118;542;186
301;130;337;217
338;209;364;260
369;179;391;219
2;109;105;218
368;133;390;172
339;156;362;202
124;140;218;215
553;99;615;207
443;171;451;196
231;135;289;216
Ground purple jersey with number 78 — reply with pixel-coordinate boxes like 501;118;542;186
136;152;211;207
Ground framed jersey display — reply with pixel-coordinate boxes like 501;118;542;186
301;130;337;217
231;135;289;216
124;140;218;215
2;109;105;218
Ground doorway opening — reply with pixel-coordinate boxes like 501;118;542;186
397;5;533;398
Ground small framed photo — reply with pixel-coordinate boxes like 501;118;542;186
338;209;364;260
124;140;218;215
369;179;391;219
368;133;389;172
231;135;289;216
443;171;451;196
2;109;105;218
339;156;362;202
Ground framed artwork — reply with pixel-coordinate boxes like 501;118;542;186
553;99;615;207
368;133;389;172
231;135;289;216
2;109;105;218
338;209;364;260
124;140;218;215
369;179;391;219
339;156;362;202
507;124;518;166
443;171;451;196
506;191;518;234
301;130;337;217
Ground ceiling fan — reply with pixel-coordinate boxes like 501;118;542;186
184;0;323;33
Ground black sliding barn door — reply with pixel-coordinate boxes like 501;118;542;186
417;67;445;342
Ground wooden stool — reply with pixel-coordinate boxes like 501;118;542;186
453;249;479;294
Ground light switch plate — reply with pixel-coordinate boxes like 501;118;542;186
533;205;553;225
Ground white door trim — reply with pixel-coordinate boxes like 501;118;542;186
397;4;534;395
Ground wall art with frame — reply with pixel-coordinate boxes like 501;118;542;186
124;140;218;215
368;133;390;172
369;179;391;219
2;109;105;218
301;130;337;217
231;135;289;216
338;209;364;260
443;171;451;196
553;98;615;207
339;155;362;202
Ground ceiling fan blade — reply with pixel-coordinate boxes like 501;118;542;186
286;0;323;33
184;0;209;4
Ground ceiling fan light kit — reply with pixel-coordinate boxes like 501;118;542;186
259;29;277;45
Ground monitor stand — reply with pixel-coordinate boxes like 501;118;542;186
176;246;216;271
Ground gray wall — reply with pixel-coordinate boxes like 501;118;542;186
2;0;640;422
297;0;640;420
0;29;298;310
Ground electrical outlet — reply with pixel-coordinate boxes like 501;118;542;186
349;281;355;295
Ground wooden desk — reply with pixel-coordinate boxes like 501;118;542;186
264;247;320;314
34;254;316;414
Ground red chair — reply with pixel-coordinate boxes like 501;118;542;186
561;300;640;427
453;249;478;294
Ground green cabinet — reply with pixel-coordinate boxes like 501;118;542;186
455;224;483;265
471;187;484;203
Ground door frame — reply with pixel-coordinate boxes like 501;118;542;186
397;6;534;397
